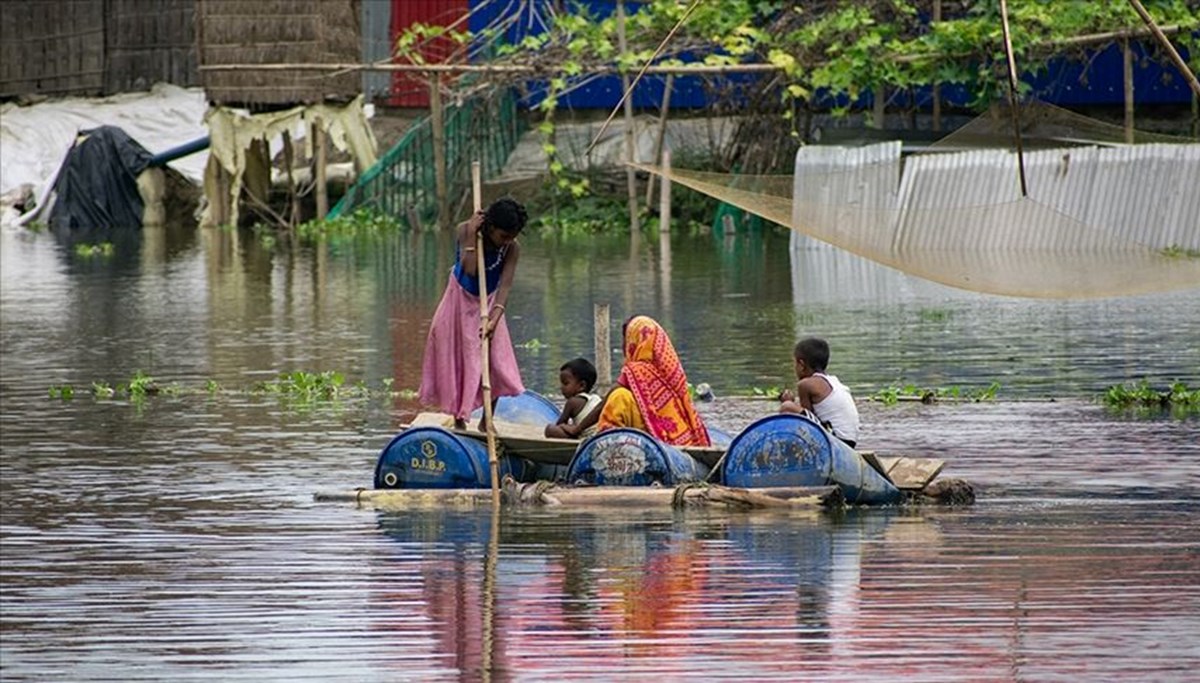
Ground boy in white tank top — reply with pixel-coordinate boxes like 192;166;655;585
779;337;860;448
545;358;603;439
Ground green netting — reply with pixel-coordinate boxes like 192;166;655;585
330;89;525;223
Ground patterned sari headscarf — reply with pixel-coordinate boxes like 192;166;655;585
604;315;711;446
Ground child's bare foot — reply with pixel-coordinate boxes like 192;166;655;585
453;417;467;430
476;417;488;433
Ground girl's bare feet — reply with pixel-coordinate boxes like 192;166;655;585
453;417;467;430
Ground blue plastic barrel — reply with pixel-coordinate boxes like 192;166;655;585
375;427;519;489
470;390;560;426
721;414;901;505
567;428;709;486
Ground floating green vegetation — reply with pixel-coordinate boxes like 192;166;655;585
748;385;785;400
296;210;406;242
74;242;114;258
1160;245;1200;259
917;308;953;323
57;370;415;412
871;382;1001;406
257;370;348;402
1103;381;1198;417
516;338;547;350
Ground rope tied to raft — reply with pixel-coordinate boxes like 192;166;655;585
672;481;710;509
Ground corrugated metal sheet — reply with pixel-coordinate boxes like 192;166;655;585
390;0;468;108
785;142;1200;297
895;144;1200;251
790;142;901;253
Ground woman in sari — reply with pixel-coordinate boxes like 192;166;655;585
596;315;711;447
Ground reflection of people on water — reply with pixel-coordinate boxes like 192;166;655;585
418;198;528;430
597;315;711;447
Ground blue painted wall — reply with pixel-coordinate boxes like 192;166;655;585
469;1;1195;110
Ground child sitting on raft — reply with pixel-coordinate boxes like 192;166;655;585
545;358;603;439
779;337;860;448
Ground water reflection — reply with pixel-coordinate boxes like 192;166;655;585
367;501;1200;680
373;508;903;677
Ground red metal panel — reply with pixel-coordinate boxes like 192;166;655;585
389;0;468;108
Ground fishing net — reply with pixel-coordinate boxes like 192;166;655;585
636;104;1200;299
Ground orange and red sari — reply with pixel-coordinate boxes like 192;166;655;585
597;316;711;447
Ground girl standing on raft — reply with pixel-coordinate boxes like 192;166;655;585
419;198;528;430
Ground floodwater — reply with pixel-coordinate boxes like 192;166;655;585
2;222;1198;680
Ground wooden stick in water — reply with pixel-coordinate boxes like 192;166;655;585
472;161;501;507
998;0;1028;197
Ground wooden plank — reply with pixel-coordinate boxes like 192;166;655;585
878;456;945;490
859;450;890;479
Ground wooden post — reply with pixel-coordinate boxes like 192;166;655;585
872;86;886;129
1193;91;1199;139
282;130;300;226
645;74;673;207
405;205;424;231
473;161;501;507
932;0;942;132
313;121;329;219
1123;38;1135;144
616;0;640;233
659;148;671;233
594;303;611;388
430;74;449;228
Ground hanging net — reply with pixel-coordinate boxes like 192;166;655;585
635;104;1200;299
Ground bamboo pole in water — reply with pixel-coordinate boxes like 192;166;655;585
998;0;1029;198
594;303;612;388
473;161;501;507
1123;38;1135;144
616;0;640;234
313;122;328;219
430;74;449;228
645;74;673;207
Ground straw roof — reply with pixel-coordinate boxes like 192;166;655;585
197;0;361;108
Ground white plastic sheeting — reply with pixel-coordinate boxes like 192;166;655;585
1;83;210;196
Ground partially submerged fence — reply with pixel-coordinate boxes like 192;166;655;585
330;90;524;225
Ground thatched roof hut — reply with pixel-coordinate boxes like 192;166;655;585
197;0;361;108
0;0;197;99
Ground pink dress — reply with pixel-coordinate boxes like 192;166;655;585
418;251;524;420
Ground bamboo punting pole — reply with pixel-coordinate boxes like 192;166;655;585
998;0;1029;198
481;504;499;681
430;75;449;228
1126;0;1200;99
313;480;846;510
473;161;501;507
